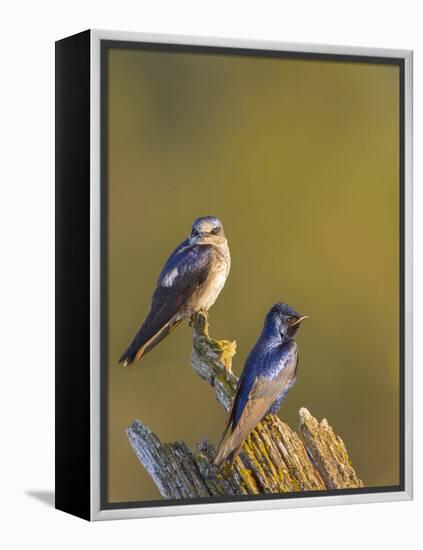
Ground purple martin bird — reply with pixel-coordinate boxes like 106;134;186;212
214;303;308;467
119;216;230;367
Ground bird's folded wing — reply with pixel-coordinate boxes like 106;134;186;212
215;343;298;462
250;341;298;398
140;244;215;344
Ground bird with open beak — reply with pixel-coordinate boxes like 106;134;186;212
119;216;230;367
214;303;308;467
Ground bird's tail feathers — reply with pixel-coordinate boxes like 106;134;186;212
134;319;182;362
118;347;137;368
214;437;242;468
213;417;243;468
213;391;239;467
118;319;181;367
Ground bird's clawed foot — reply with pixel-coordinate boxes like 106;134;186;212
199;308;209;320
189;309;208;327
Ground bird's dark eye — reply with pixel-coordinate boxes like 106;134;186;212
211;227;220;235
192;228;199;236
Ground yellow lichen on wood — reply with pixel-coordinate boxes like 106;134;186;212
298;408;364;489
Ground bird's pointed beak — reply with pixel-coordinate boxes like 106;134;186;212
290;315;309;327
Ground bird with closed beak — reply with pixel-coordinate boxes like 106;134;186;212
119;216;230;367
214;303;308;467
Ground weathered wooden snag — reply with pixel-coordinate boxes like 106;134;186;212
127;312;363;498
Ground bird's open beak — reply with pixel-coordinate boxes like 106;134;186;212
290;315;309;327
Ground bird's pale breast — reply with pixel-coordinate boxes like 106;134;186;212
187;243;230;314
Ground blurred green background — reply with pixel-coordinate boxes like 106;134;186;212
106;47;399;503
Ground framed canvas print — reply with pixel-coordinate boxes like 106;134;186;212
55;29;413;521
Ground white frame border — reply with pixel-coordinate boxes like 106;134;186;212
90;29;413;521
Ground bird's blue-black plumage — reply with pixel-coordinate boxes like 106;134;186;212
214;302;305;466
232;339;298;427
